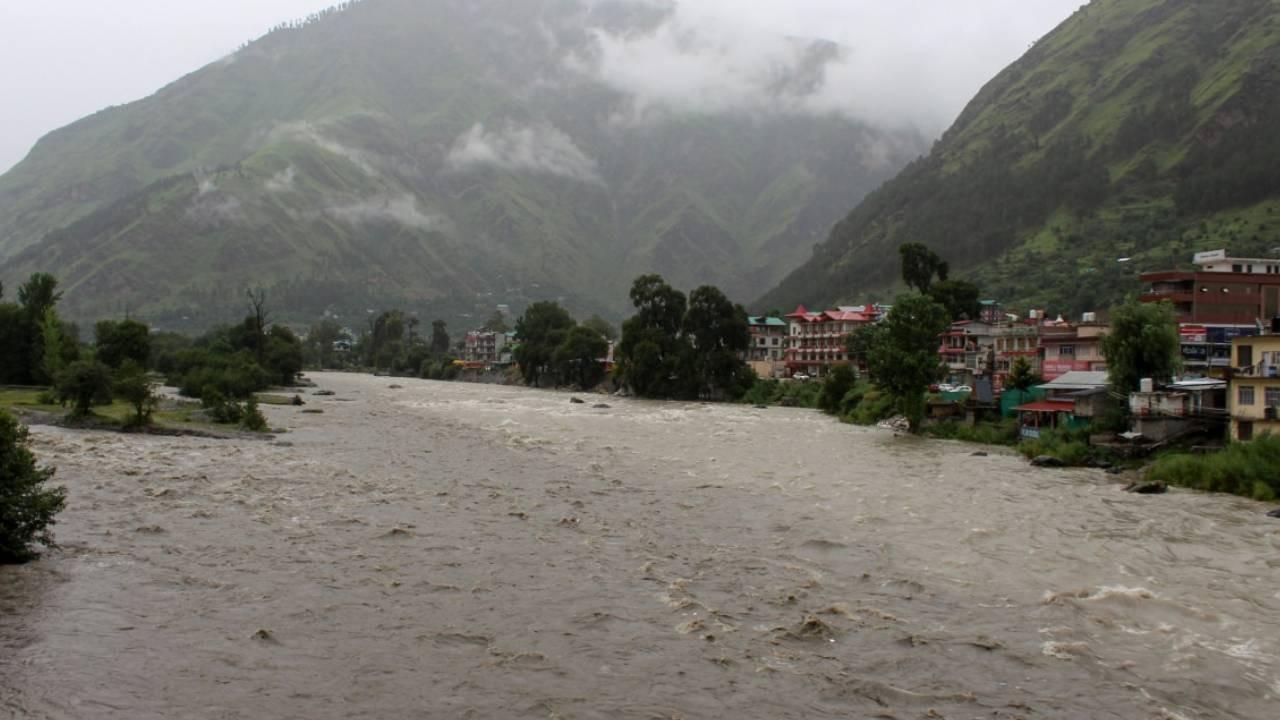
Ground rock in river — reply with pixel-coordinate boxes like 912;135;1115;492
1125;481;1168;495
1031;455;1065;468
1267;508;1280;518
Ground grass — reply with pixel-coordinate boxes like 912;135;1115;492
925;419;1020;446
1145;435;1280;502
0;387;255;435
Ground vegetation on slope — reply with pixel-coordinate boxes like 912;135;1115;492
761;0;1280;315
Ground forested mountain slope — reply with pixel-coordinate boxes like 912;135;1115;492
0;0;921;327
760;0;1280;315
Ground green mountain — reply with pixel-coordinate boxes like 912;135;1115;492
0;0;922;329
761;0;1280;316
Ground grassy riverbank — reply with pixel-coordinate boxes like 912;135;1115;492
0;387;266;437
1146;436;1280;502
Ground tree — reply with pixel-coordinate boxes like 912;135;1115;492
430;320;451;357
485;310;510;334
867;294;951;433
1101;300;1181;395
305;319;345;368
928;280;983;322
18;273;62;322
514;302;575;386
264;326;304;386
55;359;114;419
114;360;158;428
245;288;271;363
39;307;79;384
0;410;66;564
819;364;858;414
582;314;617;341
899;243;949;294
0;304;27;384
553;326;609;389
1006;356;1042;392
617;275;694;398
845;324;884;369
95;319;151;369
682;286;751;399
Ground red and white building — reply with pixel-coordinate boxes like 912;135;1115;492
784;304;883;377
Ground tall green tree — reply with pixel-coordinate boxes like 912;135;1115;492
617;275;693;398
867;294;951;433
430;320;451;357
683;286;751;399
1101;300;1181;395
39;307;79;384
485;310;510;333
928;279;983;322
582;314;617;341
899;243;949;294
305;318;345;368
514;302;575;387
553;326;609;389
114;360;159;428
264;326;305;385
55;359;114;419
95;319;151;369
1006;356;1042;392
0;411;66;564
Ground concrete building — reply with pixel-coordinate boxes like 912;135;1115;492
1228;331;1280;441
463;330;512;367
939;321;996;387
1140;250;1278;376
746;316;788;378
784;305;882;378
1039;314;1108;380
992;322;1042;391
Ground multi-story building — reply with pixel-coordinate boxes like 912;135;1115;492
784;304;882;378
746;316;788;378
1227;330;1280;441
939;321;996;386
463;330;513;367
992;322;1041;391
1039;314;1108;380
1140;250;1277;376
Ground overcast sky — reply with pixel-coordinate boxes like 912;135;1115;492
0;0;1083;174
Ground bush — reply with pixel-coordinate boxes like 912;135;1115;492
925;418;1020;445
114;360;158;428
0;410;66;564
846;385;897;426
1146;435;1280;501
1019;427;1098;467
200;387;243;425
818;365;858;414
240;397;268;433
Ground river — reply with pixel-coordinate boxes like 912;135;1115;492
2;372;1278;719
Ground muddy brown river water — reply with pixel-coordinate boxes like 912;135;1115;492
2;372;1278;719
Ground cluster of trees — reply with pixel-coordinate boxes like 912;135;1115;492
615;275;754;400
514;303;610;389
0;410;66;564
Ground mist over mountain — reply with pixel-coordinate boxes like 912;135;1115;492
761;0;1280;316
0;0;926;328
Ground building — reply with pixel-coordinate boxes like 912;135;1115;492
784;304;882;378
463;330;512;367
991;322;1041;391
1129;378;1228;442
1228;330;1280;441
1014;371;1109;439
1140;250;1277;375
746;316;788;378
1039;314;1108;380
939;321;996;387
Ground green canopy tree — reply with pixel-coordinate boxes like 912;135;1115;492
95;319;151;369
582;314;617;341
899;243;949;294
867;294;951;433
683;286;751;399
0;411;67;564
617;275;694;398
114;360;159;428
553;326;609;389
929;279;983;322
1101;299;1181;395
514;302;575;387
1006;356;1042;392
55;359;114;419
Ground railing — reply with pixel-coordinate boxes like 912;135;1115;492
1235;363;1280;378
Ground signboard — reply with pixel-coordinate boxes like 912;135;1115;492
1021;427;1042;440
1042;360;1091;379
1179;325;1208;343
1181;344;1209;363
1194;249;1227;263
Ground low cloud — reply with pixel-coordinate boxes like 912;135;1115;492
264;166;297;193
324;194;447;232
270;121;378;176
446;122;604;185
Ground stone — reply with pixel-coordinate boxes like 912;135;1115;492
754;405;768;410
313;390;336;396
593;404;611;409
971;451;989;457
1124;481;1168;495
1031;455;1065;468
570;397;586;404
1106;466;1125;475
1266;508;1280;518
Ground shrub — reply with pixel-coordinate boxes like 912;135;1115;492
240;397;268;433
1018;427;1099;467
0;410;66;564
1146;435;1280;501
114;360;158;428
200;387;243;425
926;419;1019;445
847;386;897;426
818;365;858;414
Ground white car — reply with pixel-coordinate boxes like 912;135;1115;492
791;373;810;381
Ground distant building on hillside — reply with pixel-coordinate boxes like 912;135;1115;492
463;330;513;367
745;316;788;378
1039;313;1109;380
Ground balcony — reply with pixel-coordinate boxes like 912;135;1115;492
1235;363;1280;379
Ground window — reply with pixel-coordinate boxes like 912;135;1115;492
1239;345;1254;368
1059;345;1076;357
1239;386;1256;406
1233;264;1244;273
1239;421;1254;441
1267;386;1280;408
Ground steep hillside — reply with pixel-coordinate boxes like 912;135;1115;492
0;0;921;328
761;0;1280;316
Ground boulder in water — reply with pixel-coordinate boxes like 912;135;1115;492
570;397;586;404
1266;508;1280;518
1031;455;1065;468
1125;481;1167;495
971;451;989;457
313;390;336;397
593;404;611;409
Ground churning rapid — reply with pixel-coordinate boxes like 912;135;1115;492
2;373;1277;719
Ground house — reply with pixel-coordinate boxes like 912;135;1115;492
992;321;1042;391
1140;250;1275;376
1014;371;1109;439
939;320;995;387
746;316;788;378
1129;377;1228;442
784;304;882;378
1039;313;1108;380
1228;329;1280;441
463;330;511;367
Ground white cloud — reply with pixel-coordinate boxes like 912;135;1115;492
446;122;604;185
264;166;297;193
325;194;447;233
